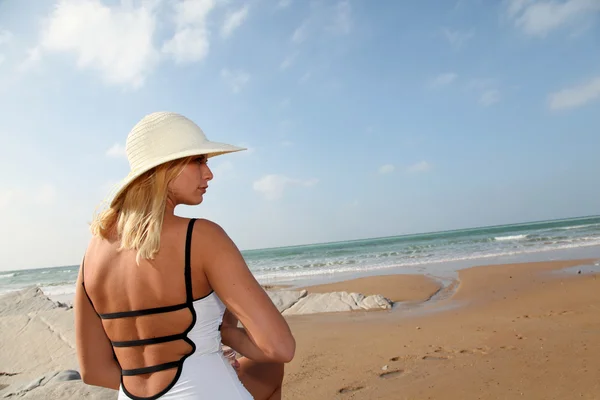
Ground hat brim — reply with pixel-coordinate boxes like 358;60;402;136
108;141;246;207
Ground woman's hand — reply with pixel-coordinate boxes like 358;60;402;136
230;357;241;373
221;308;239;328
221;331;241;373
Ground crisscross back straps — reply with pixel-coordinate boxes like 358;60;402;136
82;219;202;400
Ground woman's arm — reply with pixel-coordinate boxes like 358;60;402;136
74;261;121;390
196;220;296;364
221;326;285;363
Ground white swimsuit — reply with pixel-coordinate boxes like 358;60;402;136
82;219;253;399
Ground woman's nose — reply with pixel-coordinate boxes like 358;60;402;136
203;164;214;181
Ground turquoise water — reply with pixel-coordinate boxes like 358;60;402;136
2;216;600;296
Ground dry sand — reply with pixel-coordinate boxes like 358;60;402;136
282;259;600;399
1;258;599;399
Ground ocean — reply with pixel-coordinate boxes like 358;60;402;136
2;216;600;299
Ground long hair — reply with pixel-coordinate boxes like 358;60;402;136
90;156;193;264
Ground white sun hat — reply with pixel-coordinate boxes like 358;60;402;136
108;111;246;206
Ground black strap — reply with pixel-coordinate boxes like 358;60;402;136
121;361;181;376
98;303;188;320
184;218;196;303
112;333;187;348
81;257;99;313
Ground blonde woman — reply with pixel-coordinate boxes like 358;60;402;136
74;112;295;400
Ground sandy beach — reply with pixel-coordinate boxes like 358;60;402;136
284;259;600;399
1;257;599;399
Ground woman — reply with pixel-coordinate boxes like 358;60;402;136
74;111;295;400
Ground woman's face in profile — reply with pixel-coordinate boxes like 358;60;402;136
169;156;213;206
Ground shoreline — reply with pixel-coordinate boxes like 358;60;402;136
2;242;600;304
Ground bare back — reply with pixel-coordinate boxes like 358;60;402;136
81;216;213;398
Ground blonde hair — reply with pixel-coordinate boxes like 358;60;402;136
90;156;194;264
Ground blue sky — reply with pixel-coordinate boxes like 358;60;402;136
0;0;599;270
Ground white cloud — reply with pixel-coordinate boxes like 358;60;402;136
328;0;352;35
407;161;432;173
253;174;318;200
480;89;501;106
467;78;502;106
221;4;249;38
506;0;533;17
35;0;160;88
280;52;298;70
278;0;292;8
291;21;309;44
0;29;12;46
290;1;352;45
548;76;600;110
505;0;600;37
429;72;458;88
106;143;127;158
442;28;475;48
299;71;311;84
378;164;395;174
162;0;216;64
30;0;223;84
221;68;250;93
17;47;42;72
162;27;210;64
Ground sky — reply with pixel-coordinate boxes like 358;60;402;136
0;0;599;271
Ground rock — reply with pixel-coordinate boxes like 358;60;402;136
282;292;393;316
266;290;308;313
53;370;80;382
0;292;78;382
56;301;73;310
382;365;388;371
2;372;115;399
21;375;47;392
0;287;58;317
3;372;57;397
360;294;394;310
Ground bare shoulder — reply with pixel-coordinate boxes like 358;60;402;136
191;218;237;248
192;218;227;234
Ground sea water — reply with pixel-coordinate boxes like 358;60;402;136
2;216;600;297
